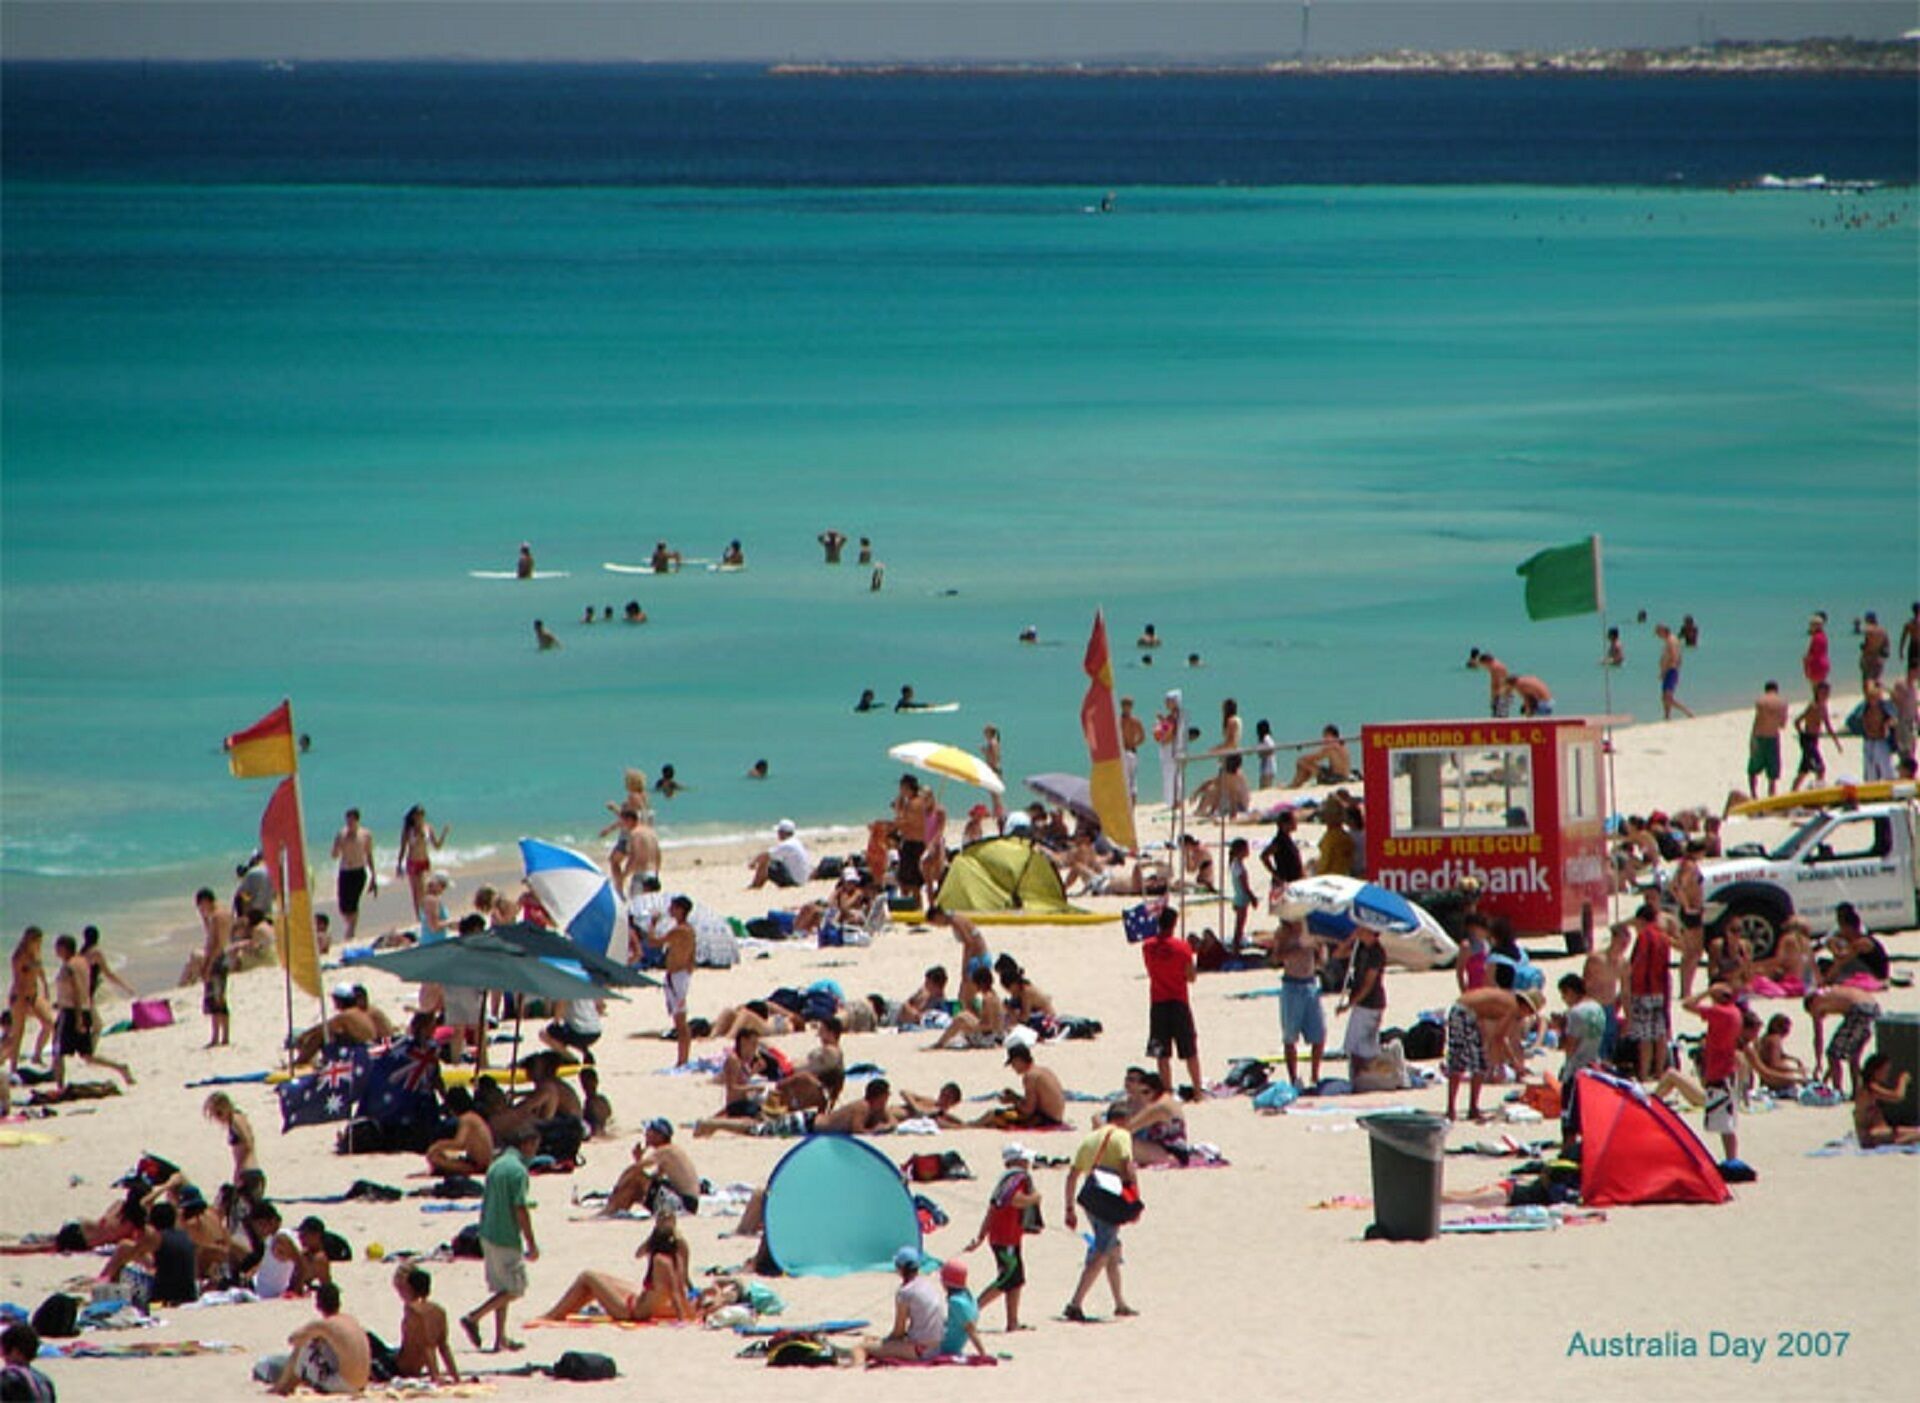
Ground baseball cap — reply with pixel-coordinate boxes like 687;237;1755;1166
331;982;356;1001
893;1246;921;1271
645;1117;673;1140
940;1260;969;1289
775;819;796;837
1002;1142;1033;1165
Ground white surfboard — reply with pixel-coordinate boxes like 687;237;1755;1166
469;569;570;580
900;702;961;714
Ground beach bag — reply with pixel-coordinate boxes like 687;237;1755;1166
129;998;174;1030
1518;1074;1562;1120
903;1150;973;1183
1399;1019;1446;1062
1074;1131;1144;1225
551;1351;619;1381
766;1333;837;1368
31;1292;80;1339
451;1224;483;1259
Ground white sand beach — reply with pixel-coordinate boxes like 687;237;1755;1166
3;701;1915;1403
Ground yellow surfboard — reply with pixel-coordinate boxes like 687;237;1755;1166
1728;780;1915;818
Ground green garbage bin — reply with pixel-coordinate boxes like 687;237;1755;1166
1876;1013;1920;1128
1359;1111;1448;1241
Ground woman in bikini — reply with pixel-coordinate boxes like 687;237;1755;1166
395;806;448;919
537;1220;695;1323
1853;1054;1920;1148
205;1093;266;1206
1124;1070;1192;1167
5;927;56;1072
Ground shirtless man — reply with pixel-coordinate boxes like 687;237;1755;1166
647;895;698;1067
1118;696;1146;800
329;810;377;943
393;1266;460;1383
696;1077;897;1139
1656;624;1695;720
194;888;232;1048
532;619;560;651
931;965;1006;1050
982;1043;1066;1129
1271;917;1327;1088
1747;681;1790;799
1582;923;1628;1063
893;777;933;904
898;1082;967;1127
893;966;950;1028
1470;649;1511;717
515;1053;584;1126
291;986;381;1064
51;933;133;1089
1001;967;1056;1028
605;1119;702;1216
1860;680;1897;781
515;544;534;580
1505;673;1554;717
1444;986;1538;1119
1902;602;1920;685
425;1087;495;1177
1792;682;1844;791
648;540;682;574
817;529;848;564
1288;725;1352;787
269;1283;371;1397
1806;985;1883;1094
1860;610;1892;688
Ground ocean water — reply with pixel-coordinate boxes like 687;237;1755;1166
3;68;1916;936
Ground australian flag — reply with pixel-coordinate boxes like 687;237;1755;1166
356;1041;444;1126
1123;900;1166;944
278;1046;371;1132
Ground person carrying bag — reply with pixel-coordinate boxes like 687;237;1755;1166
1062;1103;1143;1321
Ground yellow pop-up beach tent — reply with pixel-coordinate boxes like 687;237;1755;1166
929;835;1114;926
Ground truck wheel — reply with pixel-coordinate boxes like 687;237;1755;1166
1722;900;1781;961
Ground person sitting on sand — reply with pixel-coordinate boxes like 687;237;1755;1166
898;1082;967;1127
1749;917;1816;995
1289;725;1353;787
1746;1013;1809;1094
851;1249;947;1367
1176;833;1217;891
710;999;801;1041
515;1052;584;1128
748;820;812;890
391;1265;460;1382
539;1219;695;1325
775;1017;846;1110
1821;903;1890;987
578;1066;612;1139
978;1042;1066;1129
604;1118;702;1217
425;1086;495;1178
1192;754;1253;819
890;966;951;1029
1124;1069;1192;1167
1853;1053;1920;1148
1000;963;1057;1034
257;1282;371;1397
244;1202;303;1300
930;965;1006;1050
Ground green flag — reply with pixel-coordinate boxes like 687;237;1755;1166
1516;536;1603;621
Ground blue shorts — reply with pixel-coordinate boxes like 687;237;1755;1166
1661;667;1679;695
1279;977;1326;1047
1086;1215;1124;1264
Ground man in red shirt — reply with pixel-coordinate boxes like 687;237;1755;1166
1142;908;1202;1101
1685;983;1744;1162
1624;904;1671;1084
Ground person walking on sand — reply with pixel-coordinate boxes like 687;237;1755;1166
1469;648;1511;717
194;888;232;1048
1803;614;1830;700
1747;681;1789;799
1062;1102;1139;1323
329;809;377;944
1793;682;1844;791
1656;624;1695;720
4;927;56;1074
1141;908;1203;1100
396;806;448;919
646;895;698;1067
51;933;133;1090
460;1126;540;1354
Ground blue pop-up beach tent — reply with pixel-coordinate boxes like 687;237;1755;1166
762;1134;920;1277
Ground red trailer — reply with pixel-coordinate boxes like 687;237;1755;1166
1361;717;1611;943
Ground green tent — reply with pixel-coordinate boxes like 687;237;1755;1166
933;835;1076;918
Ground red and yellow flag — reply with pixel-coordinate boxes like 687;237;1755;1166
1080;611;1137;851
260;777;322;998
225;701;297;779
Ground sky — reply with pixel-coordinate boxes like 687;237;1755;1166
4;1;1915;63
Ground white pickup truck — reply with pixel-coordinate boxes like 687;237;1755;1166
1700;800;1920;958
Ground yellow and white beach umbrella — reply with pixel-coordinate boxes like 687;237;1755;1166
887;741;1006;795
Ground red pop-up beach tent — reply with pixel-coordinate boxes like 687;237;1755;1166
1576;1070;1732;1207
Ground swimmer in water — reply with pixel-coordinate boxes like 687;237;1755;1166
624;601;647;624
855;689;878;713
516;543;535;579
1018;626;1038;645
721;540;745;567
857;537;873;566
895;686;918;713
581;605;595;625
650;541;682;574
534;620;561;651
603;605;613;621
870;563;885;593
655;766;684;799
1187;652;1203;668
1137;624;1161;649
818;529;848;564
747;759;769;780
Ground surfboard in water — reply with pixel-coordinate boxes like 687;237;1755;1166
469;569;570;580
899;702;960;714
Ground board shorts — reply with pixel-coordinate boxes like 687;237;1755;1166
987;1241;1026;1292
1342;1006;1383;1062
897;841;927;886
663;970;692;1021
55;1008;94;1058
544;1021;601;1056
752;1110;816;1138
1444;1003;1486;1077
202;956;229;1016
336;867;369;916
1747;734;1781;780
1827;1002;1880;1063
1146;1000;1197;1060
1796;732;1825;779
1662;667;1681;696
1086;1215;1124;1265
1279;976;1326;1047
1703;1079;1737;1136
481;1240;527;1297
1628;994;1667;1044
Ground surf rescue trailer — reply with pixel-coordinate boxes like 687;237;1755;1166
1362;717;1611;947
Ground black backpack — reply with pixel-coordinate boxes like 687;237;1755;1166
30;1292;79;1339
550;1350;618;1381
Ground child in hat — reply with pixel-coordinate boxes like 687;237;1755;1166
937;1259;989;1359
966;1142;1041;1331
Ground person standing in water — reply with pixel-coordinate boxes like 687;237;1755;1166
533;620;560;651
515;543;534;580
330;809;377;944
1656;624;1694;720
817;529;848;564
1469;649;1510;717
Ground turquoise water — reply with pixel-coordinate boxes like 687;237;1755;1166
4;183;1916;931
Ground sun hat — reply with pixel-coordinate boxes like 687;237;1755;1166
940;1260;969;1289
1002;1142;1033;1165
1518;988;1546;1013
331;982;356;1001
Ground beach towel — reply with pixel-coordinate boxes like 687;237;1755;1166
43;1339;241;1359
0;1132;59;1148
183;1071;272;1088
1806;1134;1920;1157
867;1354;1000;1369
527;1316;687;1330
735;1319;866;1337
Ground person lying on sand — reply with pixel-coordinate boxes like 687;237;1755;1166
898;1082;966;1127
694;1077;899;1139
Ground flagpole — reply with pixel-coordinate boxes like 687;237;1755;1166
286;702;329;1048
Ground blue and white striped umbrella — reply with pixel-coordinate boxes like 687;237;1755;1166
1278;874;1459;971
519;838;623;959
